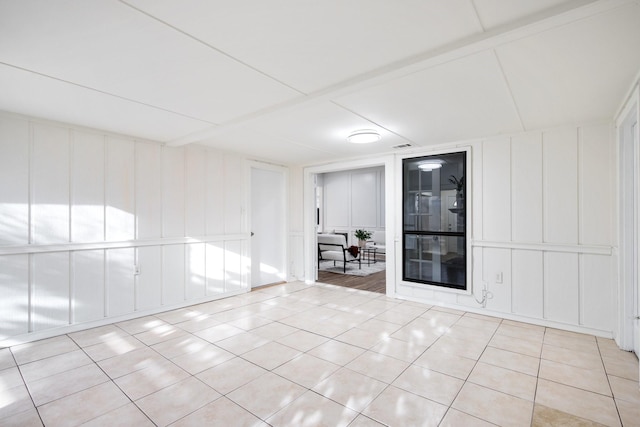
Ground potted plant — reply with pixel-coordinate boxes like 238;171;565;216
449;175;464;194
449;175;465;207
354;229;372;248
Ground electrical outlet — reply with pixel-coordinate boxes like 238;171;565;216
495;272;503;284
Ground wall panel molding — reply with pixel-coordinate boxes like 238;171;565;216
0;234;249;256
472;240;612;255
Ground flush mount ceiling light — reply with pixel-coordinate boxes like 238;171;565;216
347;129;381;144
418;161;443;171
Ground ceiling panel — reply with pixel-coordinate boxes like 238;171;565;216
0;0;300;124
496;4;640;130
0;64;212;142
334;51;524;144
198;127;337;165
124;0;483;93
472;0;577;30
244;101;412;155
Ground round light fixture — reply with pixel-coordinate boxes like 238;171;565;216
347;130;381;144
418;161;443;171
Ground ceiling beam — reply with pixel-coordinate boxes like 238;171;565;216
167;0;633;147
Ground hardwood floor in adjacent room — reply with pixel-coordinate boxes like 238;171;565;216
317;269;386;294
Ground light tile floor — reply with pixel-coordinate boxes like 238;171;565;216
1;281;639;426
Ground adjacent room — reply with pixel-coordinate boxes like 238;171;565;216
1;1;639;426
316;166;386;293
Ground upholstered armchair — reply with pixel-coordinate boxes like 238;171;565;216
317;234;361;273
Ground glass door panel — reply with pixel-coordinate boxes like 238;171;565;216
402;152;467;290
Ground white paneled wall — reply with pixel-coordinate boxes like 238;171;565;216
0;113;250;344
397;123;615;336
32;123;70;244
0;119;29;245
72;131;105;242
321;166;385;245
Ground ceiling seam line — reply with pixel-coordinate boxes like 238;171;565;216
491;50;526;132
118;0;306;96
330;101;418;146
246;128;336;155
469;0;487;32
0;61;219;126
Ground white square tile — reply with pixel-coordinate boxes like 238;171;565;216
440;408;495;427
171;397;266;427
276;330;328;352
478;346;540;377
15;347;86;382
171;344;235;375
488;333;542;358
216;331;270;355
0;384;35;421
114;358;190;400
150;335;210;360
273;353;340;389
335;328;386;350
227;372;306;420
134;324;190;346
535;378;621;427
393;365;464;405
38;382;130;427
617;399;640;427
68;325;130;348
27;363;109;406
97;347;166;379
135;377;220;426
346;351;409;384
413;348;476;379
267;390;358;427
307;340;366;366
370;336;429;363
11;336;79;365
0;407;43;427
609;375;640;404
467;362;537;401
0;348;16;371
196;357;267;395
241;341;301;371
452;382;533;427
195;324;247;343
313;367;387;412
363;385;447;426
116;316;167;335
0;367;25;392
250;322;298;341
83;335;145;362
346;414;386;427
539;358;611;396
175;314;221;333
79;402;154;427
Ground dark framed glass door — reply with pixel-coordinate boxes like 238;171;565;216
402;152;467;290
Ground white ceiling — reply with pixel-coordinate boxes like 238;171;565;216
1;0;639;165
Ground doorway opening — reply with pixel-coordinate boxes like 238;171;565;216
305;158;393;295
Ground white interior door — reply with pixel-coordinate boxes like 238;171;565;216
620;106;640;359
633;120;640;359
250;165;287;288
